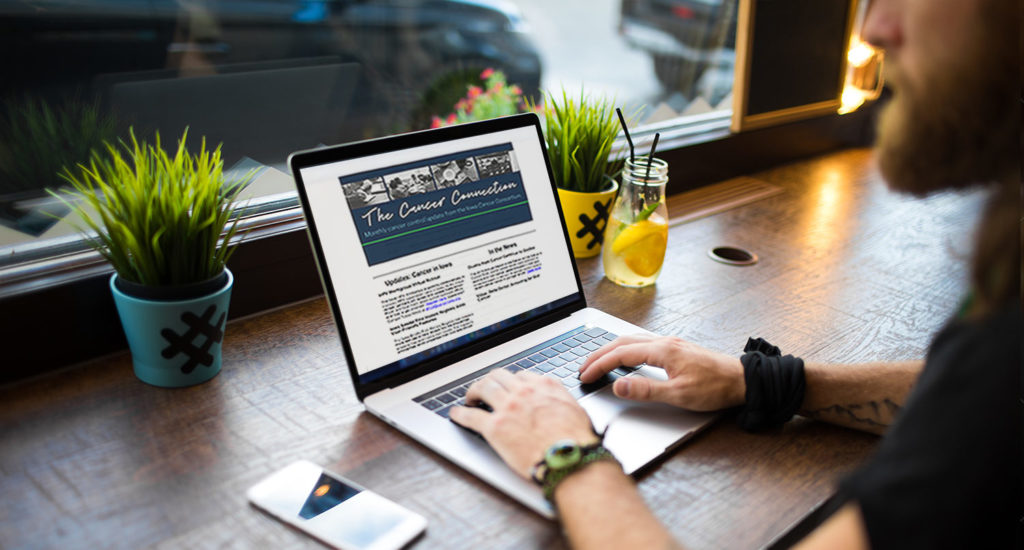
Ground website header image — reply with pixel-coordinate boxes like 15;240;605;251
386;167;437;199
431;158;480;189
475;150;519;177
342;177;389;209
339;143;532;266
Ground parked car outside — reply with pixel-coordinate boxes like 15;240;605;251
618;0;736;103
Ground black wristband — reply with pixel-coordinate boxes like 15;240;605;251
736;337;806;432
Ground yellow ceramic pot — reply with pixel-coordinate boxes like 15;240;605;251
557;180;619;258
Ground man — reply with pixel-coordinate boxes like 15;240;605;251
450;0;1020;548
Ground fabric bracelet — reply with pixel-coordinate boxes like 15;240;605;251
736;337;806;432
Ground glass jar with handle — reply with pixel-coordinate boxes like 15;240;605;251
602;156;668;287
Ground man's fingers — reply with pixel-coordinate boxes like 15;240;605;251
580;334;652;370
465;367;531;409
613;375;673;404
449;405;492;432
579;340;659;383
465;370;512;409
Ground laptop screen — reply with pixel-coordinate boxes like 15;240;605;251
292;115;584;387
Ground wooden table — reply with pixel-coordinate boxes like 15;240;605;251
0;148;985;549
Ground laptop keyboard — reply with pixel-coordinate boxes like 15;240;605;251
413;326;637;419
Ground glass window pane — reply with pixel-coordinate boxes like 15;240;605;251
0;0;736;275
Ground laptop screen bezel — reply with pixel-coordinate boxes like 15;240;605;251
289;113;588;401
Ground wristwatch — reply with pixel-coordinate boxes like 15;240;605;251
530;439;619;502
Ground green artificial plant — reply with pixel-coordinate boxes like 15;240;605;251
52;128;251;287
535;89;625;193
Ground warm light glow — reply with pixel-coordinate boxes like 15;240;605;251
847;41;875;68
801;168;851;255
314;484;330;497
839;1;884;116
840;87;867;115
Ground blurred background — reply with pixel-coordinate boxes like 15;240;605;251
0;0;736;250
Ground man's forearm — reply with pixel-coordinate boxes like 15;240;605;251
554;461;680;550
799;360;922;435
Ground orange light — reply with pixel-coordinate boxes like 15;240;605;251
314;484;330;497
847;41;875;68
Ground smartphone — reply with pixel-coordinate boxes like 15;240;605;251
247;460;427;550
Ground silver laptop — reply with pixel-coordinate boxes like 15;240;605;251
289;113;715;517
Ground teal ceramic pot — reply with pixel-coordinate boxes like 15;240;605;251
110;269;233;387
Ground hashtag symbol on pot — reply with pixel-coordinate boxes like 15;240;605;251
576;198;612;250
161;305;227;374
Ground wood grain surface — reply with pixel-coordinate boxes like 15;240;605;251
0;148;986;549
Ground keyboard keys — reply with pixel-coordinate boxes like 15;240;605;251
419;325;617;418
534;361;556;373
551;367;573;378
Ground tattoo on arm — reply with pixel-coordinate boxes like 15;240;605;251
803;399;902;428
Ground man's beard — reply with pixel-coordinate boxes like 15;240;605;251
873;6;1019;196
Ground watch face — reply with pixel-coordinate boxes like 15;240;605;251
545;439;582;470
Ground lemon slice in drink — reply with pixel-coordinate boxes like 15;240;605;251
611;220;668;277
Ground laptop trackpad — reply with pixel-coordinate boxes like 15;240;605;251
581;382;714;474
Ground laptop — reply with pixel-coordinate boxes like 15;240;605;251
289;113;716;518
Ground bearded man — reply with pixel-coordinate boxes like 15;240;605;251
450;0;1021;548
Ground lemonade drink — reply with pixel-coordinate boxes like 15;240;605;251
602;156;668;287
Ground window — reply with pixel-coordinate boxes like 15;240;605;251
0;0;739;293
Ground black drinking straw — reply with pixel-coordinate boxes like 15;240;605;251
616;107;635;162
643;133;660;182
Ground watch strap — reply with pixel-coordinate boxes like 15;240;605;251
539;444;618;502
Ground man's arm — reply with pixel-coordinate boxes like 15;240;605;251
800;361;922;435
555;461;678;550
579;335;923;435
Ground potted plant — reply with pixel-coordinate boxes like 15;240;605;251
52;128;251;387
428;68;532;128
535;89;627;258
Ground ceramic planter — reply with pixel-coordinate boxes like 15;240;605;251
110;269;233;387
557;179;619;258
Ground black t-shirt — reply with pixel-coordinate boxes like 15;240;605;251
838;302;1021;548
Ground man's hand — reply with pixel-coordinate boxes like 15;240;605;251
579;334;745;412
449;369;598;479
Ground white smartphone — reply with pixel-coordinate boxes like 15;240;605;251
247;460;427;550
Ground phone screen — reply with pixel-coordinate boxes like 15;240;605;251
248;461;426;550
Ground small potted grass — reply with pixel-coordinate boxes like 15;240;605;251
52;128;251;387
535;89;629;258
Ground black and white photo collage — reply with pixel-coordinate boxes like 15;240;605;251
342;149;519;209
